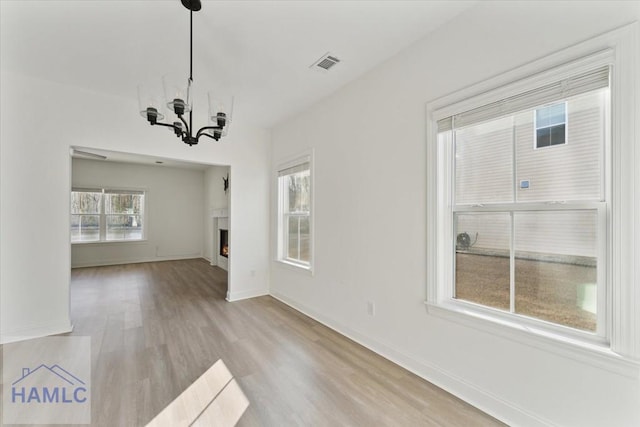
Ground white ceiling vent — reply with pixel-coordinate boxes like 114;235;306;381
310;53;340;73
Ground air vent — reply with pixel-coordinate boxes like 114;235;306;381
311;53;340;72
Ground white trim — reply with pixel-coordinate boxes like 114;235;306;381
426;23;640;364
71;239;149;245
70;254;202;269
424;301;639;378
609;22;640;359
226;287;269;302
431;48;614;122
274;148;315;273
0;321;74;345
276;155;311;173
211;208;229;218
275;259;314;276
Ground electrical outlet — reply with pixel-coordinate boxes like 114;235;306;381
367;301;375;316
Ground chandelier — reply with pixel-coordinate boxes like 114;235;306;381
137;0;233;146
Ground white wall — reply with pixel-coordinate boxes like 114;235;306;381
270;2;640;426
203;165;231;262
71;159;205;267
0;69;270;343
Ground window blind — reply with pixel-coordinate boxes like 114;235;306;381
72;188;144;195
278;161;310;177
104;189;145;195
72;187;102;193
437;65;610;132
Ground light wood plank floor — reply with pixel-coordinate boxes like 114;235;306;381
65;259;503;426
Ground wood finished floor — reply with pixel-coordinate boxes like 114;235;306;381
65;259;504;426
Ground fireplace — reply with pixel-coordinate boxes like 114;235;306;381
212;208;229;271
219;229;229;258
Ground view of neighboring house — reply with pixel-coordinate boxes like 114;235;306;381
456;91;604;257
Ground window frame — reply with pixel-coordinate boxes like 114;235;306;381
534;101;568;149
275;152;314;272
71;187;147;244
425;24;640;376
449;87;608;339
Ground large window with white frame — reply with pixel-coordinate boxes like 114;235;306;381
446;69;608;336
71;188;145;243
429;28;640;369
277;156;312;269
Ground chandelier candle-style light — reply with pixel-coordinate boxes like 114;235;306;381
138;0;233;146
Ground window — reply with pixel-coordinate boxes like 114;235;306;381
71;188;145;243
428;48;622;345
447;77;607;336
428;29;640;370
535;102;567;148
277;156;312;269
447;76;608;336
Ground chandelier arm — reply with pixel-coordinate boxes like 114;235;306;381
153;122;180;131
197;132;218;142
195;126;222;139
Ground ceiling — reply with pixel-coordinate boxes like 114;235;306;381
1;0;476;130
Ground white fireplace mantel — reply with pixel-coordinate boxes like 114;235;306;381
212;208;228;218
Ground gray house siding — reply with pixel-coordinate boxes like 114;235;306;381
455;90;605;260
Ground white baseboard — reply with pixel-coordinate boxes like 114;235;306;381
71;254;202;268
226;287;269;302
270;291;555;427
1;320;74;345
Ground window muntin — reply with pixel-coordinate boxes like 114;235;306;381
438;67;609;337
277;159;311;268
71;189;145;243
535;102;567;148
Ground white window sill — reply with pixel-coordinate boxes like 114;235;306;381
424;300;640;378
275;259;314;276
71;239;148;245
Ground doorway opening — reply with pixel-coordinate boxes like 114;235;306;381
69;146;231;297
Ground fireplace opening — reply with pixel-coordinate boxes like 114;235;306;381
219;229;229;258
